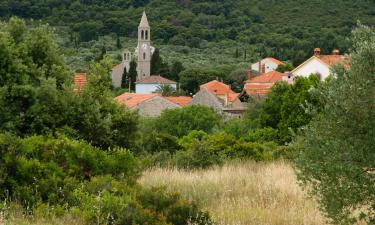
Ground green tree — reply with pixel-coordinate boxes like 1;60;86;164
155;84;176;96
155;105;221;137
116;35;121;49
276;63;295;73
128;59;137;91
169;61;184;82
121;66;128;88
294;25;375;225
151;48;170;77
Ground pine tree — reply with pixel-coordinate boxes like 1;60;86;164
128;60;137;91
235;48;239;58
121;66;128;88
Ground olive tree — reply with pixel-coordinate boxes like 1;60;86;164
294;25;375;224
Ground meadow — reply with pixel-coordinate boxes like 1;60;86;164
3;161;326;225
139;161;327;225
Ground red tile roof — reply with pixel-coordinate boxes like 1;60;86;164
245;71;284;83
200;80;236;95
200;80;240;103
136;75;176;84
115;93;159;108
243;71;286;96
165;96;192;106
74;73;87;91
317;55;350;68
265;57;285;65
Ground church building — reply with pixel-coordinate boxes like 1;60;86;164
111;11;176;94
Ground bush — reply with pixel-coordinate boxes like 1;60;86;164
0;133;140;208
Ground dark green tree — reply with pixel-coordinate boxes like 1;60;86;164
294;25;375;225
169;61;184;82
151;48;162;75
121;66;128;88
155;105;221;138
116;35;121;49
128;59;137;91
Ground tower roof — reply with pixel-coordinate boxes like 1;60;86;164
139;11;149;28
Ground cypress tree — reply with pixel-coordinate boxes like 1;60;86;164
128;60;137;91
121;66;128;88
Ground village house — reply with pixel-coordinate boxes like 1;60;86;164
289;48;350;81
190;80;246;118
251;57;285;74
135;75;177;94
241;70;287;98
115;92;192;117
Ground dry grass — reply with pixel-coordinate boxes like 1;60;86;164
1;202;83;225
139;160;327;225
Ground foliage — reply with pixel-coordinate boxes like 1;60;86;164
0;134;140;208
2;0;373;66
155;105;221;138
128;59;137;91
155;84;177;96
179;66;234;94
151;48;169;77
121;66;128;88
276;63;295;73
258;76;322;143
0;18;139;149
294;25;375;225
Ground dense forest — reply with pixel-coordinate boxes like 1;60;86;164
1;0;374;69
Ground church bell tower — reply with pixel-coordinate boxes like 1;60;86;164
137;11;151;80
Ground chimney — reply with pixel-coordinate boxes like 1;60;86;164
332;49;339;55
314;48;321;56
258;60;262;74
261;64;266;74
247;70;253;80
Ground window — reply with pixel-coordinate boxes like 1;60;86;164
141;30;144;40
145;30;148;40
143;52;146;60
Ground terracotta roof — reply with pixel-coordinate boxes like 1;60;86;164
115;93;159;108
244;83;275;96
317;55;350;68
245;71;284;83
265;57;285;65
136;75;177;84
74;73;87;91
200;80;241;103
165;96;192;106
200;80;236;95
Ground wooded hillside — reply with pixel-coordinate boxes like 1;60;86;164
1;0;374;64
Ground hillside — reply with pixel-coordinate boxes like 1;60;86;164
1;0;375;68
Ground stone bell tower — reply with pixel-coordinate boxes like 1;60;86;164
136;11;151;80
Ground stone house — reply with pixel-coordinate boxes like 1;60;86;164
115;92;192;117
190;80;246;118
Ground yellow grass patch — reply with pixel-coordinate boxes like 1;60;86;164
139;160;327;225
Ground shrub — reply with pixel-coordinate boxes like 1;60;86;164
0;133;140;208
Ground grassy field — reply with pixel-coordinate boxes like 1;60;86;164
139;161;327;225
3;161;326;225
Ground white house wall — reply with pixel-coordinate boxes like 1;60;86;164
292;58;331;80
135;83;177;94
251;60;279;73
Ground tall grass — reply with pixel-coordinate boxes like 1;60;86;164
139;160;327;225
